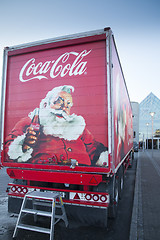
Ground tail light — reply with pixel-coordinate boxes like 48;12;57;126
11;186;17;192
85;194;92;201
10;185;28;195
22;187;28;194
93;194;99;201
100;195;107;202
70;192;109;204
17;187;22;193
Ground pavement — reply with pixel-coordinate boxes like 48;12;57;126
1;150;160;239
130;149;160;240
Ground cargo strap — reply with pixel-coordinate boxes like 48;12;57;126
13;191;68;240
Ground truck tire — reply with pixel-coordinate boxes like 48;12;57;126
118;165;124;199
108;175;119;218
129;152;134;168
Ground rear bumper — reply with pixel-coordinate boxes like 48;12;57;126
8;183;109;210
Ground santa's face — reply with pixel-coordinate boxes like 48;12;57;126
39;90;85;140
50;91;73;118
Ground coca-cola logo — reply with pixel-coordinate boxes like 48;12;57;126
19;50;92;82
30;123;40;131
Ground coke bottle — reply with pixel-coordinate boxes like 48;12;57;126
30;108;40;135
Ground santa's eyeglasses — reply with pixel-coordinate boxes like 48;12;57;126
54;96;72;108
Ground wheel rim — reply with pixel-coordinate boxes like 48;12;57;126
120;175;124;191
114;180;119;204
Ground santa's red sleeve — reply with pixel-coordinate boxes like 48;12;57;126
4;117;31;162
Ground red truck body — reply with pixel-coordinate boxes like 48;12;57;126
1;28;133;226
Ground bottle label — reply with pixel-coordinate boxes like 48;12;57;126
30;123;40;131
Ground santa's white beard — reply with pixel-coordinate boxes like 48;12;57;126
37;108;86;141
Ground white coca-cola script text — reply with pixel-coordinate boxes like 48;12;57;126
19;50;92;82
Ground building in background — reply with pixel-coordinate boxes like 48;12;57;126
139;92;160;149
131;102;139;146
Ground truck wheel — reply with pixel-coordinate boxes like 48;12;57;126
118;165;124;199
129;152;133;168
108;175;119;218
132;150;134;160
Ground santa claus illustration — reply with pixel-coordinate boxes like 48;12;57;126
5;85;108;167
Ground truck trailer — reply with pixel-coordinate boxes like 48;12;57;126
0;28;133;227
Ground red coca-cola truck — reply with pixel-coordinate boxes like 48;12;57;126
0;28;133;227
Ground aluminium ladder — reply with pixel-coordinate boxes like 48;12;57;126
13;191;68;240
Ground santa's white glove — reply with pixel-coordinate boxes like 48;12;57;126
8;134;33;162
96;151;108;167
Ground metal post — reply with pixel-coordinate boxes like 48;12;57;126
150;112;155;157
146;123;149;150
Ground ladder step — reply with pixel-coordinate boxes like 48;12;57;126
17;223;50;234
33;201;52;207
22;208;64;219
22;208;52;217
33;200;62;208
26;191;60;200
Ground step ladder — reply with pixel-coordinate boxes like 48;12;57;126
13;191;68;240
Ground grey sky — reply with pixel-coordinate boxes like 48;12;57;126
0;0;160;102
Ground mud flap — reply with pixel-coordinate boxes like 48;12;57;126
8;196;23;214
65;204;108;228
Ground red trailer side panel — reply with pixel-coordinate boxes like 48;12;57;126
111;37;133;169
